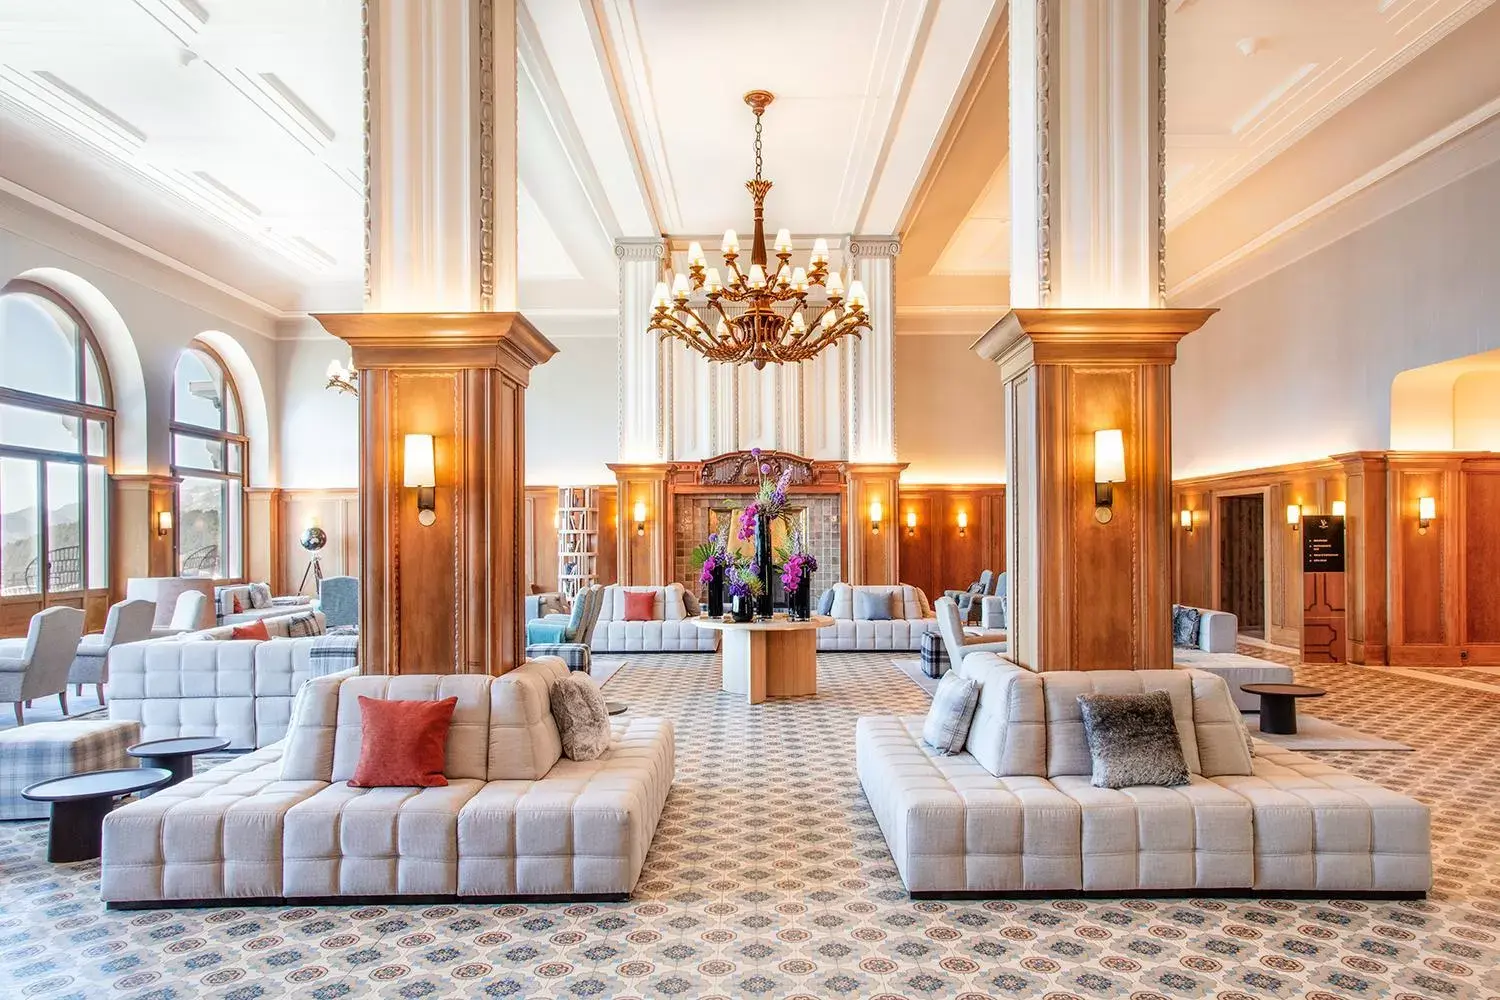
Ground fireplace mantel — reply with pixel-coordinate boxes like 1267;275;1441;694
664;451;846;493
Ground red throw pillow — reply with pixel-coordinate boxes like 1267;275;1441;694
230;620;270;641
232;595;244;613
348;696;457;788
622;590;655;622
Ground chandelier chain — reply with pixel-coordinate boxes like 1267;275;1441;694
753;111;763;182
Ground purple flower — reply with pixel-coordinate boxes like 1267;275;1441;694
750;448;761;458
759;463;771;475
708;532;718;543
749;563;760;576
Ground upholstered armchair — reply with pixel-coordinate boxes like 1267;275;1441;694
68;599;156;705
944;569;996;624
934;596;1007;673
0;606;86;725
525;584;605;672
317;575;359;631
151;590;210;638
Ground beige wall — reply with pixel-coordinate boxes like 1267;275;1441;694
1173;157;1500;478
1454;371;1500;450
525;333;618;486
894;333;1006;483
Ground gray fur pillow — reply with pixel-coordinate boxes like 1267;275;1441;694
550;672;612;761
1076;690;1190;788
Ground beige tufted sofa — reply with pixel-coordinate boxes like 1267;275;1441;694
100;660;675;908
588;583;719;652
816;583;939;651
856;654;1430;897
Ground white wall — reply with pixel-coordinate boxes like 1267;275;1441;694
894;333;1007;483
525;334;618;485
1453;370;1500;450
275;319;360;488
1172;157;1500;478
0;193;282;484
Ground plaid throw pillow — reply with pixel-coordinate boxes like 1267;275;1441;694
285;613;324;638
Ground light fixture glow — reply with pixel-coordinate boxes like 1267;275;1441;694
404;434;437;526
869;499;883;534
1286;504;1302;530
1331;500;1346;517
905;510;917;537
1180;509;1193;533
1418;495;1436;534
957;510;968;537
156;509;173;537
633;500;648;536
1093;429;1125;523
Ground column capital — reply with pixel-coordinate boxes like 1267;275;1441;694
849;235;903;259
614;237;668;261
313;311;558;386
974;308;1217;368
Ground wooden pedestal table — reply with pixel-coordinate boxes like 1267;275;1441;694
693;615;833;705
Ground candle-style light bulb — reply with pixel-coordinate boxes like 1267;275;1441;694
791;266;808;291
722;229;739;254
775;228;793;254
704;267;723;294
811;237;829;264
826;271;844;297
748;264;767;289
671;273;690;299
326;359;340;378
688;241;705;265
846;279;868;309
651;281;670;310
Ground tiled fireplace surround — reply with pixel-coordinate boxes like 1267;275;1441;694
672;493;843;606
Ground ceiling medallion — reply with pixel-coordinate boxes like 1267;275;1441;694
649;90;869;369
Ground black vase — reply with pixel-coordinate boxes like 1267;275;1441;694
790;578;812;620
707;565;724;618
755;513;774;619
730;593;754;623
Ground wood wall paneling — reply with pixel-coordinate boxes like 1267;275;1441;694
1302;571;1346;663
276;489;360;596
845;465;907;586
1463;469;1500;645
895;485;1006;602
1335;452;1388;665
394;371;461;672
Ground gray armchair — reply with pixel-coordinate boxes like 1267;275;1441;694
317;575;359;631
67;599;156;706
934;596;1007;673
944;569;996;624
0;606;86;725
525;584;605;673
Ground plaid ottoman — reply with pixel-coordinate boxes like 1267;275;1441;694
919;631;948;678
0;720;141;820
525;642;592;673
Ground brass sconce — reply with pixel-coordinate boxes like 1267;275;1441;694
156;509;173;537
905;511;917;537
1286;504;1302;531
403;433;437;527
1180;509;1193;533
869;499;883;534
633;500;648;536
1418;496;1436;534
957;510;968;538
1093;429;1124;524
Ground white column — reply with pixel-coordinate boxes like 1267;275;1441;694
366;0;518;312
847;236;901;462
615;237;667;462
1009;0;1165;309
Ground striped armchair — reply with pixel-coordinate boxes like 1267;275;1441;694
525;584;605;673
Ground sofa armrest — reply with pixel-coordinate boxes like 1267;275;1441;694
980;595;1006;629
1197;609;1238;653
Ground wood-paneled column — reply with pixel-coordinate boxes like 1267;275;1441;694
844;463;907;585
975;310;1212;670
111;474;177;596
246;488;283;595
1335;451;1389;665
315;314;556;676
608;464;669;586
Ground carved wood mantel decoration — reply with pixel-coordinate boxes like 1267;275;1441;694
677;451;845;492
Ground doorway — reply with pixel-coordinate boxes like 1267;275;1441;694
1218;494;1265;637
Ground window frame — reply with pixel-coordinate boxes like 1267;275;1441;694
0;279;114;605
170;341;249;584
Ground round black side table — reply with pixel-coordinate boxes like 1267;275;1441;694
607;702;628;716
22;768;172;862
1240;683;1326;735
127;736;231;790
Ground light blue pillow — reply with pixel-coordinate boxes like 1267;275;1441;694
854;589;895;621
816;587;836;616
922;672;980;754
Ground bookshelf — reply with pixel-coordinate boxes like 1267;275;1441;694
557;486;599;600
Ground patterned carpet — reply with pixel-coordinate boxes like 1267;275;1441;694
2;652;1499;1000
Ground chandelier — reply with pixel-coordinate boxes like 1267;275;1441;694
325;358;357;396
649;90;869;369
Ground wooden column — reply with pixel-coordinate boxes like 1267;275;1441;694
246;488;283;595
843;463;906;585
608;464;669;586
111;474;177;597
314;312;557;676
1335;451;1389;665
976;309;1213;670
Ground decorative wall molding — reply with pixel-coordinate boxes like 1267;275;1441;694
476;0;496;311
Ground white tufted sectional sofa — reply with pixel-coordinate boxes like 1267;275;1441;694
857;653;1430;897
588;584;719;652
99;660;675;907
108;610;340;750
816;583;939;651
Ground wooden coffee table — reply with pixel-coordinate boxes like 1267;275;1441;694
22;768;172;862
1241;683;1326;735
692;615;833;705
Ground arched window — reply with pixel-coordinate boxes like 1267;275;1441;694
171;343;246;581
0;281;113;602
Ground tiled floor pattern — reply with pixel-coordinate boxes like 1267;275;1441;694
2;652;1499;999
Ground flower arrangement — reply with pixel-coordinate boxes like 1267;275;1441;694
780;548;818;594
737;447;794;541
725;563;766;599
690;518;730;586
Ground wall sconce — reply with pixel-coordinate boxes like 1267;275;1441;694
1286;504;1302;531
956;510;968;538
403;433;437;527
1331;500;1346;517
1418;495;1436;534
1093;429;1125;524
869;499;883;534
156;509;173;537
1180;509;1193;533
632;500;648;536
325;358;358;396
905;511;917;537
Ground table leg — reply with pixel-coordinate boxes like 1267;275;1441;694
1258;694;1298;735
138;754;192;793
47;796;113;863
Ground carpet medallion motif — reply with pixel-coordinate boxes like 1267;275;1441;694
1;652;1497;999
